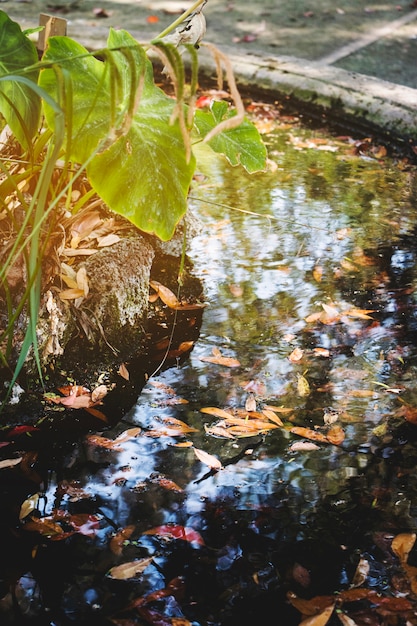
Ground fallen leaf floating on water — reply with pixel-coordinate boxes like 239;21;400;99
289;441;321;452
107;557;154;580
143;524;205;546
201;405;283;438
118;362;130;380
23;512;100;540
110;525;136;555
287;592;335;623
351;557;370;587
45;384;108;421
289;347;304;362
149;280;206;310
193;447;223;470
86;427;141;450
299;602;335;625
199;347;241;367
290;425;345;446
245;392;257;412
305;302;376;325
0;456;22;470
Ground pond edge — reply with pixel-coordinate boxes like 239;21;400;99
196;46;417;156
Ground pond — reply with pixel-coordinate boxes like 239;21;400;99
2;106;417;625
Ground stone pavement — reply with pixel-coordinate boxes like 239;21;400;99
2;0;417;145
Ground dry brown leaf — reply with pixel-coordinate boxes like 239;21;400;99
262;409;284;426
0;456;22;470
289;441;320;452
109;525;136;555
86;434;124;450
62;248;98;256
287;591;334;617
97;233;120;247
290;427;329;444
200;406;235;419
392;533;416;563
150;280;205;310
289;347;304;362
150;280;181;308
263;405;294;414
314;347;330;357
59;288;85;300
337;613;359;626
118;363;130;380
193;447;223;470
113;427;142;444
245;393;257;412
199;350;241;367
76;266;89;296
299;603;335;626
91;384;108;403
107;557;154;580
351;557;370;587
159;417;198;434
204;424;236;439
343;308;375;320
325;424;345;445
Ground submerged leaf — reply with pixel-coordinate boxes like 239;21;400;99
107;557;154;580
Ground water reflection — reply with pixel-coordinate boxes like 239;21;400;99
4;122;417;624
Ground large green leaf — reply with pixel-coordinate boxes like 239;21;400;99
0;10;41;148
40;29;195;240
194;100;267;173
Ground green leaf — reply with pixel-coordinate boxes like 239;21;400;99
194;100;267;173
40;29;195;240
0;10;41;148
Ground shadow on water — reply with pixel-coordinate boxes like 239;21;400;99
3;114;417;624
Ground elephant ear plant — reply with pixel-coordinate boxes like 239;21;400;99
0;3;267;405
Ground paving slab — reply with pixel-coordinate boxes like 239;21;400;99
1;0;417;148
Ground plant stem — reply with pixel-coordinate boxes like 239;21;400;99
153;0;206;41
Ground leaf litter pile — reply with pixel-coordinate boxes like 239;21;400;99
3;98;417;625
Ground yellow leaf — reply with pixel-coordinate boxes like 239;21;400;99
60;274;78;289
107;557;154;580
193;447;223;470
297;374;310;397
59;288;85;300
312;265;323;282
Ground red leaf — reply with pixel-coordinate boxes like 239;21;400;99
143;524;205;546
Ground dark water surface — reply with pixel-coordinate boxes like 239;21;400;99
3;118;417;625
